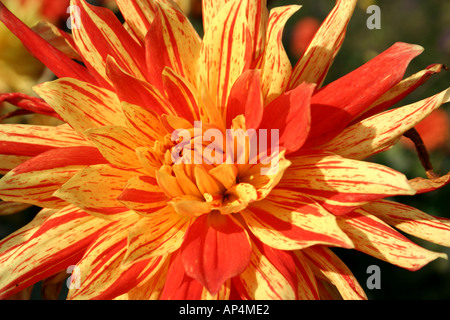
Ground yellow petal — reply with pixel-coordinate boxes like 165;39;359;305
321;88;450;160
289;0;358;88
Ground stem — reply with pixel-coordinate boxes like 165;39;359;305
403;128;438;179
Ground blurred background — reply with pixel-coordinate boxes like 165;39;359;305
0;0;449;299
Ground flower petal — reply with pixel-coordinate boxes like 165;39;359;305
118;175;169;216
225;70;263;130
144;1;200;91
0;147;106;208
289;0;357;88
71;0;146;85
34;78;126;137
302;246;367;300
115;0;157;41
85;125;142;169
260;5;300;104
54;164;138;219
198;0;252;109
0;2;97;83
337;209;447;271
123;206;190;266
122;102;167;144
68;213;167;300
305;42;424;147
0;124;89;174
0;206;112;299
363;200;450;247
105;56;176;116
278;150;416;215
259;82;314;153
242;189;353;250
160;251;231;300
354;64;445;122
321;88;450;160
162;67;200;124
408;173;450;194
180;212;251;295
232;236;297;300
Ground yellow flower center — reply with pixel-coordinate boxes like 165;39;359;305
154;120;289;217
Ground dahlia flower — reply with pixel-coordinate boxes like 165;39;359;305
0;0;449;300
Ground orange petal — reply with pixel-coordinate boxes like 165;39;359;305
181;212;251;295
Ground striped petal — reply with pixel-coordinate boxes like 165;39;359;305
289;0;357;88
0;2;97;84
336;209;447;271
34;78;126;137
278;150;416;215
302;247;367;300
291;251;319;300
145;1;200;91
354;64;445;122
85;125;142;169
198;0;252;110
123;206;190;266
260;5;300;105
31;21;81;61
180;212;251;295
115;0;157;41
0;147;106;208
106;57;176;116
118;175;169;216
0;208;55;260
242;189;353;250
408;173;450;194
232;237;297;300
162;67;200;124
0;206;112;299
71;0;146;85
122;102;167;144
305;42;424;147
54;164;138;219
363;200;450;247
0;124;89;174
68;213;167;300
321;88;450;160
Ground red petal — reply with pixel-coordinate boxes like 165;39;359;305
226;69;264;130
0;2;96;83
259;82;315;153
0;93;61;120
105;57;175;116
305;42;424;147
160;251;204;300
180;212;252;295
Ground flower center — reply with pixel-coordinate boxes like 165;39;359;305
153;121;290;217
